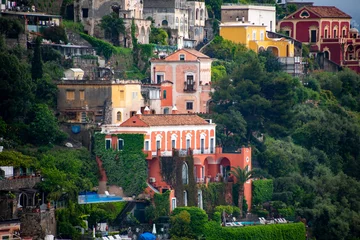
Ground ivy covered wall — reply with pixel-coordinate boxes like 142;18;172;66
94;133;147;196
160;150;197;207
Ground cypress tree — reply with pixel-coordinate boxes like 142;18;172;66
31;37;43;80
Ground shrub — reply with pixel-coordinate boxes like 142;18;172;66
171;207;208;237
204;221;306;240
253;179;274;205
170;210;192;238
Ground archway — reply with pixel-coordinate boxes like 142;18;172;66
267;46;279;57
140;26;146;44
324;50;330;60
161;20;168;27
219;157;231;181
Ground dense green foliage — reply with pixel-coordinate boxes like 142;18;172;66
204;221;306;240
94;133;147;196
205;33;360;239
171;207;208;238
42;26;68;44
0;17;24;38
79;32;131;60
252;179;273;205
100;13;125;46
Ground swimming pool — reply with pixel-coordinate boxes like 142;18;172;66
78;193;124;204
240;221;261;225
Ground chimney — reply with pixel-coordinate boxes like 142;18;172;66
144;106;151;115
172;105;178;114
136;109;142;119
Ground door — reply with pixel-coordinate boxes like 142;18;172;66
310;30;317;43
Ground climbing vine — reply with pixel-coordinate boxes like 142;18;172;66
160;150;197;207
94;133;147;196
199;182;226;215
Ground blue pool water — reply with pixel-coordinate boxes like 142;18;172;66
78;193;124;204
240;221;261;225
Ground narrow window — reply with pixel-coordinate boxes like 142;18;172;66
310;30;317;43
325;29;328;38
66;90;75;100
186;139;190;149
183;191;188;206
210;138;214;153
201;138;205;154
342;29;346;37
145;141;150;150
179;54;185;61
119;90;125;100
82;8;89;18
81;112;87;123
163;90;167;99
117;111;122;122
118;139;124;150
333;29;337;38
171;198;177;210
182;163;188;184
105;139;111;149
156;140;161;150
172;139;176;148
270;20;273;32
186;102;193;110
79;90;85;100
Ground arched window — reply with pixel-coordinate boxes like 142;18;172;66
162;20;168;27
200;9;204;20
196;9;199;20
300;10;310;18
182;162;189;185
117;111;122;122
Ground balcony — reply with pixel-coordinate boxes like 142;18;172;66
184;83;196;93
193;149;215;155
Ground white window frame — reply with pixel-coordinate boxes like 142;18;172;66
156;134;162;150
171;197;177;210
171;134;177;149
186;133;192;149
155;73;165;84
183;191;188;206
210;137;215;153
132;92;138;99
260;31;264;41
252;31;256;40
197;189;203;209
144;140;150;151
105;139;112;150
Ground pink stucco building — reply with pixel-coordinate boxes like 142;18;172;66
150;49;213;114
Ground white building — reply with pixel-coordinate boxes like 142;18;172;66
221;4;276;32
143;0;207;48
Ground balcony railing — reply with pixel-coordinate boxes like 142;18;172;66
184;84;196;92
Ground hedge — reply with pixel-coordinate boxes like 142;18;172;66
204;221;306;240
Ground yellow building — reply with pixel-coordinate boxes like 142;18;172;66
111;80;143;124
220;22;295;57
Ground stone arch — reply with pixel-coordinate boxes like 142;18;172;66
258;46;266;52
162;20;168;27
324;50;330;60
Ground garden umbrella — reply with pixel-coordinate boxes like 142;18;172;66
139;232;156;240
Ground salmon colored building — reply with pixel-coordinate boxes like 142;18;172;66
101;112;252;210
150;49;213;114
278;6;360;73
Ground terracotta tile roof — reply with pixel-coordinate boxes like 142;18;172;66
306;6;351;18
182;49;210;59
120;114;210;127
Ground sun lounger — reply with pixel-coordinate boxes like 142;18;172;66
225;222;234;226
281;218;287;223
108;236;115;240
233;222;243;227
114;235;121;240
102;237;109;240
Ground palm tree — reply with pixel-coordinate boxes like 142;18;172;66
230;165;254;218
